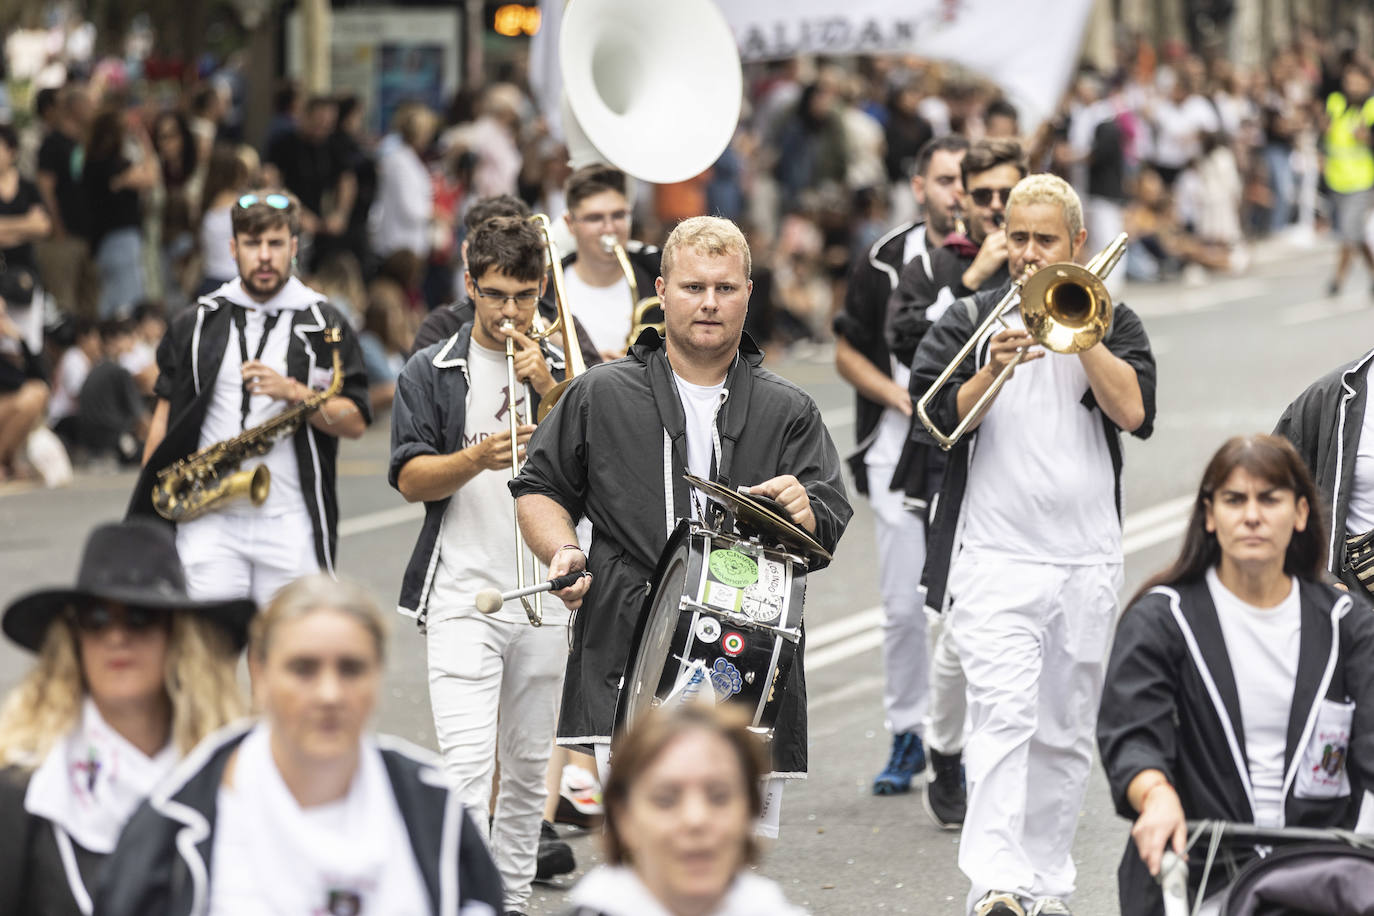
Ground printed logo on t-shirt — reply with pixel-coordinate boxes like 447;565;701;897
319;888;363;916
464;384;527;448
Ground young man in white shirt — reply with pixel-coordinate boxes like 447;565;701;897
390;216;575;916
910;174;1156;916
559;165;659;361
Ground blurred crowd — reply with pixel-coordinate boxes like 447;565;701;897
0;18;1371;483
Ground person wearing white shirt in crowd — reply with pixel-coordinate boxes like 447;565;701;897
48;318;99;437
558;165;660;362
371;103;438;262
0;519;250;916
95;574;506;916
1098;435;1374;916
1147;69;1220;187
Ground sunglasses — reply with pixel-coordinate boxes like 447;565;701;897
472;284;540;308
969;187;1015;208
68;602;172;635
237;193;291;210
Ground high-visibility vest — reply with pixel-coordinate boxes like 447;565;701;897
1325;91;1374;193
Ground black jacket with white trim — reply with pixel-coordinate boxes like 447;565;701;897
92;721;503;916
126;288;372;573
909;279;1156;614
1274;347;1374;591
0;766;99;916
389;321;569;623
1097;577;1374;916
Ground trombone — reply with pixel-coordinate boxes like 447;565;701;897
529;213;587;421
603;233;665;350
503;317;545;627
915;232;1129;451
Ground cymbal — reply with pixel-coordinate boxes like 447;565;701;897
684;474;831;562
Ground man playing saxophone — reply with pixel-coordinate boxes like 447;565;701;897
128;190;370;605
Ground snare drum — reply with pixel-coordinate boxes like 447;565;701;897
615;520;807;737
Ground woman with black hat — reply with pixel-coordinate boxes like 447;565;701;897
0;518;252;916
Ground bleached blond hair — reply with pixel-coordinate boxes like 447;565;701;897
1006;173;1084;242
0;614;245;769
661;216;752;280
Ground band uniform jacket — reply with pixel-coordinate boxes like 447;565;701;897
508;329;852;775
1274;346;1374;592
125;293;371;574
832;219;923;495
909;280;1156;615
0;766;100;916
1097;578;1374;916
92;721;504;916
389;320;570;623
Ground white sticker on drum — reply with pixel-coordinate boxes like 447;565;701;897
742;557;786;622
705;581;741;612
694;616;721;644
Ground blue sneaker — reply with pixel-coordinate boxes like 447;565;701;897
872;731;926;795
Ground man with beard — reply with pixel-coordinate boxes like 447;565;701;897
128;190;370;604
833;134;968;799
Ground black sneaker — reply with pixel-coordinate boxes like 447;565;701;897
924;748;966;830
535;820;575;880
872;731;926;795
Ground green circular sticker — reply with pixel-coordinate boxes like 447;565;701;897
709;549;758;588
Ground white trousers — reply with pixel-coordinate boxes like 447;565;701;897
947;555;1120;910
925;608;968;755
177;507;319;606
868;463;930;735
427;612;568;910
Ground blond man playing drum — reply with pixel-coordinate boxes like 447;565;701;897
512;215;851;838
910;174;1156;916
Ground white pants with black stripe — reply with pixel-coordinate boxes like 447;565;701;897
177;507;319;606
867;462;930;736
947;553;1121;912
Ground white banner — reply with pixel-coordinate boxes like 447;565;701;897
719;0;1094;126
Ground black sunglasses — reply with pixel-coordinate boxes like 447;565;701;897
969;187;1015;208
68;602;172;635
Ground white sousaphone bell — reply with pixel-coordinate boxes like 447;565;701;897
558;0;743;184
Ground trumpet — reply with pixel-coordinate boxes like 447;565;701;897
915;232;1128;450
601;233;665;351
503;317;544;627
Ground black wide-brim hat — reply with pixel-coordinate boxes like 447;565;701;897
2;518;256;653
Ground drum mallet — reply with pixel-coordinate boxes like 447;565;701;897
475;571;590;615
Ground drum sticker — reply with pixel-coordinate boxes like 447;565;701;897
721;631;745;656
708;549;759;588
694;616;721;644
710;658;743;699
704;581;741;612
742;557;786;622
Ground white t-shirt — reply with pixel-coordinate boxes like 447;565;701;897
1152;95;1220;169
430;341;567;626
674;372;726;519
1205;567;1301;828
960;305;1119;563
49;346;90;422
1345;366;1374;535
200;205;237;283
565;266;632;356
199;306;302;517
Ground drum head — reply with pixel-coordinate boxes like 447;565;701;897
617;522;697;731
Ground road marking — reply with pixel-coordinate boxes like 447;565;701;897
338;504;423;537
1279;297;1367;326
821;406;856;430
809;675;885;711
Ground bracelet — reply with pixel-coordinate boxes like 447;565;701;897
1140;781;1173;810
554;544;583;556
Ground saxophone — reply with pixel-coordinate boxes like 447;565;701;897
152;328;345;523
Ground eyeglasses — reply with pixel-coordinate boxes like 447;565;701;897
68;602;172;635
969;187;1015;208
473;284;540;308
574;209;630;227
237;193;292;210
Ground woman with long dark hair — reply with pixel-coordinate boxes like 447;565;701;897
1097;434;1374;915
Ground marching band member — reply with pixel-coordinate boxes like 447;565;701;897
390;215;576;912
0;519;249;916
910;174;1155;916
95;574;505;916
512;216;851;838
557;165;659;361
128;190;370;604
1098;435;1374;915
834;133;969;798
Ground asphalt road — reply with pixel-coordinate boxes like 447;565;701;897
0;236;1364;914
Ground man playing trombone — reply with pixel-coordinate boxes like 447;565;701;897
389;216;575;916
910;174;1156;916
